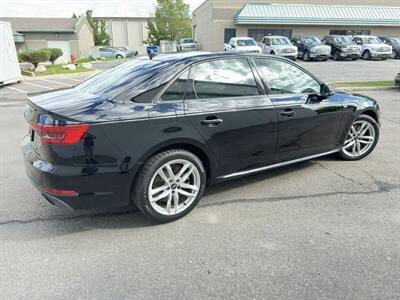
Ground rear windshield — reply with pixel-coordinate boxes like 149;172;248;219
75;58;184;101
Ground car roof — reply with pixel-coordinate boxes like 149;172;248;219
265;36;289;39
231;37;255;40
137;51;276;64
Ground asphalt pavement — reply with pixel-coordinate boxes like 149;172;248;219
0;88;399;299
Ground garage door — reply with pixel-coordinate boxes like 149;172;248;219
47;41;71;63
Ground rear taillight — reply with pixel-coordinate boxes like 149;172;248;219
31;122;89;145
43;187;79;196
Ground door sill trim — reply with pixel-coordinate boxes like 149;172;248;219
218;149;339;179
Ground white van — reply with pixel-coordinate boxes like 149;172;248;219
0;21;22;85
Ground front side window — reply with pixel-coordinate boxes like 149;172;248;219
255;59;320;95
302;37;322;45
188;59;260;100
161;70;189;101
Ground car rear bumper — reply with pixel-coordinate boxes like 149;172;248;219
22;135;133;210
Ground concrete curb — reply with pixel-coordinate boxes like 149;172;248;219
336;86;398;92
21;70;99;81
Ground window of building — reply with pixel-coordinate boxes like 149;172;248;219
255;58;320;95
224;28;236;44
188;58;260;100
329;29;371;36
248;29;292;42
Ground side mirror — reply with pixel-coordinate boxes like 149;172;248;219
321;83;333;97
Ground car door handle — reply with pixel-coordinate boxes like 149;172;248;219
280;109;296;117
200;117;223;127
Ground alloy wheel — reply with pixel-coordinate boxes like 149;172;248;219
342;120;376;158
148;159;201;216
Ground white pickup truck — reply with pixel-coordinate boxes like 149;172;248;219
260;36;298;61
225;37;262;53
352;35;392;60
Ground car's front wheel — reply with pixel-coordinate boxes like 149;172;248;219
133;149;206;223
363;50;371;60
339;115;379;160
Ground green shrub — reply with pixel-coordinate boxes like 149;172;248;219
18;49;51;68
42;48;63;64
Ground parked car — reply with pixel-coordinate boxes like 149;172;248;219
352;36;392;60
117;47;138;57
22;52;380;223
379;36;400;59
322;35;361;61
177;38;197;52
395;73;400;87
260;35;297;61
291;36;331;61
225;37;262;53
89;46;129;59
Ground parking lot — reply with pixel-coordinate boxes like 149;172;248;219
0;58;399;108
1;53;400;298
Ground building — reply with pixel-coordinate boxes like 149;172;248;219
96;17;154;55
192;0;400;51
0;15;94;60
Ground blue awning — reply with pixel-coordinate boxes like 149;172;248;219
235;3;400;26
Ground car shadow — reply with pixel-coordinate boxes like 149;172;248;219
4;157;334;241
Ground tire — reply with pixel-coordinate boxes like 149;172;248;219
270;51;275;55
333;51;341;61
303;51;310;61
338;115;379;161
133;149;206;223
116;54;123;59
363;50;371;60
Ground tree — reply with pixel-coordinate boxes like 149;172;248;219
43;48;63;64
85;10;111;46
146;0;192;46
18;49;51;68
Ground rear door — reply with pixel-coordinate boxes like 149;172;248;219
254;57;343;162
184;58;278;173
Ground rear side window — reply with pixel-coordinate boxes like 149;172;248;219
187;58;260;100
161;70;189;101
255;58;320;94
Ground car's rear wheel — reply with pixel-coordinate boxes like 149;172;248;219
116;54;123;59
338;115;379;160
133;149;206;223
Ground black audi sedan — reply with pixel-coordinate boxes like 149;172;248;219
23;52;380;222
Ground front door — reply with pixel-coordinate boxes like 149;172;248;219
254;57;343;162
184;58;278;173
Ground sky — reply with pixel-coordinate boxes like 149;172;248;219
0;0;206;18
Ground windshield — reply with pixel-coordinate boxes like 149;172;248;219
302;37;322;45
363;37;382;44
390;38;400;45
183;39;194;43
334;36;352;44
237;39;256;46
271;38;290;45
75;58;185;101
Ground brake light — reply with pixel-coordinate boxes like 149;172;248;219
32;123;89;145
43;187;79;196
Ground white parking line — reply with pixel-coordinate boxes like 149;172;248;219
23;82;53;90
39;79;72;87
2;86;28;93
60;77;83;83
